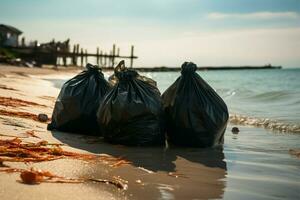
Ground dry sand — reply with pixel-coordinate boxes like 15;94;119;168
0;64;226;200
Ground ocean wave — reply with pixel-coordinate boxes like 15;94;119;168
229;114;300;134
248;91;292;101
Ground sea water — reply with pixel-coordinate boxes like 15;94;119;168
146;68;300;129
146;68;300;199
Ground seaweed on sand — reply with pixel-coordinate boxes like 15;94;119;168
0;110;50;123
0;167;127;189
0;137;130;189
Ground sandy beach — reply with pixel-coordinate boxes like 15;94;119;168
0;64;230;200
1;65;300;200
2;0;300;199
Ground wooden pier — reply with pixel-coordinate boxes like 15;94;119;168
58;43;138;68
4;38;138;68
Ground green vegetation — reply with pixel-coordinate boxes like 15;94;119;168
0;47;19;59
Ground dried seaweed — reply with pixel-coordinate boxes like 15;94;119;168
0;137;130;190
0;167;128;189
0;96;46;107
0;138;130;165
0;109;50;123
0;138;97;163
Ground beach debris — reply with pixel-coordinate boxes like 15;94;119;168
162;62;229;147
0;137;130;165
0;109;50;123
231;127;239;134
20;168;83;184
48;63;111;135
0;137;96;162
0;135;130;189
167;172;188;179
0;96;46;107
3;167;124;188
98;60;165;146
37;113;48;122
0;166;128;189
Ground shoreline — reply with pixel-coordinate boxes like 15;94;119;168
0;64;299;200
129;65;282;72
1;64;282;75
0;64;227;200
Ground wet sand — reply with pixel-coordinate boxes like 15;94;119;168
0;65;299;200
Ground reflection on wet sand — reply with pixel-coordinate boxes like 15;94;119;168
52;131;227;200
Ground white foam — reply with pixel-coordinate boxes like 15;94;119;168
229;114;300;134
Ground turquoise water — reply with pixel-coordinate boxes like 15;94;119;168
143;68;300;132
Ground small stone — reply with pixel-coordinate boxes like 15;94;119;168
231;127;239;134
38;113;48;122
135;179;142;184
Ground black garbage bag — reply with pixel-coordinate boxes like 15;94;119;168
162;62;229;147
97;60;165;146
47;63;111;134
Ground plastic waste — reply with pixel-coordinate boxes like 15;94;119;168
162;62;229;147
97;60;165;146
47;63;111;134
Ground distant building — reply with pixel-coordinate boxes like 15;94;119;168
0;24;22;47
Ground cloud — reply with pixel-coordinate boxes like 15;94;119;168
207;12;300;20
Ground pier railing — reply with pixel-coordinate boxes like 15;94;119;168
3;39;138;68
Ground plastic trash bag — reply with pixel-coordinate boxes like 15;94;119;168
97;60;165;146
47;63;111;134
162;62;229;147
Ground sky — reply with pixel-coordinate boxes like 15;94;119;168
0;0;300;67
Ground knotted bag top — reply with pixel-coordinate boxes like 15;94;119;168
114;60;138;81
181;62;197;76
